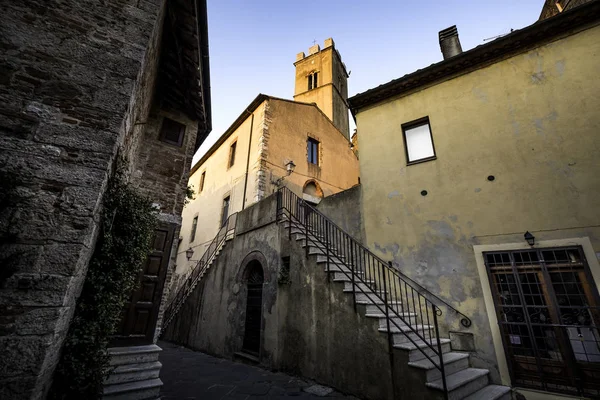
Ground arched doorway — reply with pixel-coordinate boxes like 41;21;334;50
302;179;323;205
242;260;264;355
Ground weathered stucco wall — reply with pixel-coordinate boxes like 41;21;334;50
316;185;364;243
355;23;600;383
265;98;359;200
173;97;359;296
172;103;265;288
163;194;397;400
0;1;165;398
293;40;350;139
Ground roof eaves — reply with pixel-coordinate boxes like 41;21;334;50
348;1;600;113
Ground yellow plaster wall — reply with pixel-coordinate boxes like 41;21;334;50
264;98;359;199
355;24;600;383
174;105;264;279
294;44;350;139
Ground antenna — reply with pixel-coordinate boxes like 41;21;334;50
483;28;514;42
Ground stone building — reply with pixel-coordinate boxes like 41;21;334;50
539;0;595;20
0;0;211;399
169;39;359;297
162;2;600;400
348;1;600;399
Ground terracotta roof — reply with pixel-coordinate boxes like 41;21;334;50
348;1;600;114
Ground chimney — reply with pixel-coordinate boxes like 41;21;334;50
439;25;463;60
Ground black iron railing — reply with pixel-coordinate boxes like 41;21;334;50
277;187;473;398
161;213;237;335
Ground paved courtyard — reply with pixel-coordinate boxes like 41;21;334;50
158;341;360;399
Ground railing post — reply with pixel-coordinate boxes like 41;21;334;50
432;304;448;400
382;266;396;398
351;241;356;313
304;203;309;259
276;188;281;221
326;220;330;282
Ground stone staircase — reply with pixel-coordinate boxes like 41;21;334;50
283;216;511;400
102;345;163;400
161;213;237;335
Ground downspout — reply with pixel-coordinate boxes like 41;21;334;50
241;112;254;210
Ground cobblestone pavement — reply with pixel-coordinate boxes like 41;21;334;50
158;341;360;399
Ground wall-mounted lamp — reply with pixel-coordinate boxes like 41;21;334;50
524;231;535;246
271;160;296;187
186;247;194;260
285;160;296;176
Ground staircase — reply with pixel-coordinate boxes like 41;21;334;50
103;345;163;400
160;213;237;335
277;187;511;400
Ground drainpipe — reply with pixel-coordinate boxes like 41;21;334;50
241;112;254;210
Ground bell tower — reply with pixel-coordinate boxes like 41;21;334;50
294;38;350;140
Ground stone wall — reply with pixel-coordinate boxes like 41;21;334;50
132;106;199;342
316;185;364;243
162;194;396;400
0;1;165;398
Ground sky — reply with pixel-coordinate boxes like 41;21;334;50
193;0;544;164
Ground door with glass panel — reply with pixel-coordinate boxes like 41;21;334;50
484;247;600;397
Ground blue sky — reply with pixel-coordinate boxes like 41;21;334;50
194;0;544;164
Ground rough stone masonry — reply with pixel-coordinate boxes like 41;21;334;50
0;1;165;398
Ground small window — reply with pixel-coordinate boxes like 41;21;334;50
159;117;185;147
199;171;206;192
228;141;237;168
190;216;198;242
308;72;319;90
402;117;436;164
307;138;319;165
221;196;230;227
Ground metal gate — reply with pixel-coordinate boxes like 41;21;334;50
242;263;264;355
484;246;600;397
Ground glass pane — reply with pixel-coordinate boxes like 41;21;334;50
405;123;434;162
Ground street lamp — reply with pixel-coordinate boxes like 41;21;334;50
185;247;194;260
285;160;296;176
271;160;296;187
524;231;535;246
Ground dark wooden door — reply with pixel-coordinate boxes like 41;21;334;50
112;223;175;346
242;263;264;355
485;247;600;398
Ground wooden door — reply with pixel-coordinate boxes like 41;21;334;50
485;247;600;397
112;223;175;346
242;262;264;355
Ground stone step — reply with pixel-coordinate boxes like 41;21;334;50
388;328;434;345
426;368;489;400
377;315;423;330
104;361;162;385
344;289;388;303
365;312;417;321
364;302;402;315
108;345;161;366
332;271;367;281
463;384;511;400
408;352;470;382
380;323;435;345
342;280;376;292
395;338;452;362
298;238;336;250
103;378;162;400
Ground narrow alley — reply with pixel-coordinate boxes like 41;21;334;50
158;341;360;399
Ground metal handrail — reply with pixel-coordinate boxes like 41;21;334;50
160;213;238;335
277;187;474;398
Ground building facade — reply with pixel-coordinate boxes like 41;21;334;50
0;0;211;399
349;2;600;398
171;39;359;295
